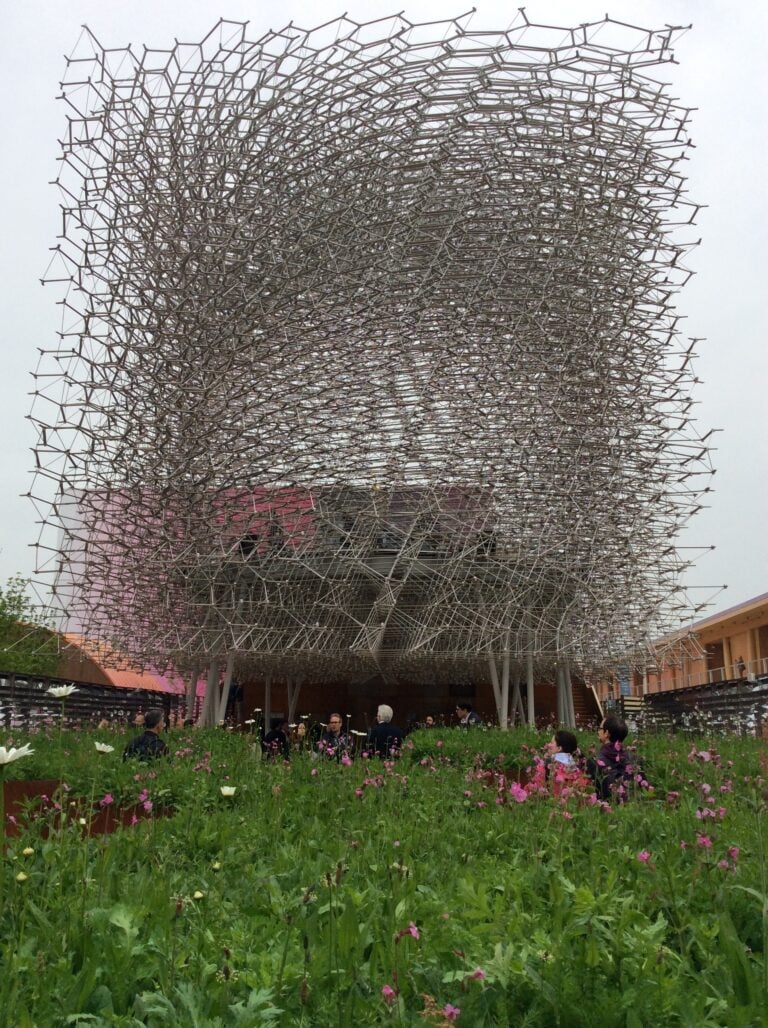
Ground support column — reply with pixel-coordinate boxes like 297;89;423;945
747;629;757;678
510;668;525;725
216;651;236;723
500;646;510;729
488;654;502;725
723;636;733;680
564;659;576;727
526;652;535;727
287;677;302;723
198;655;220;727
185;663;200;721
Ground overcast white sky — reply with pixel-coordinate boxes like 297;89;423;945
0;1;766;622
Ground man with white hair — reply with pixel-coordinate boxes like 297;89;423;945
366;704;405;757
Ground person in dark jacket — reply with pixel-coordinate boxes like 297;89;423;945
123;708;169;762
367;704;405;757
456;702;482;726
263;718;291;759
586;714;632;800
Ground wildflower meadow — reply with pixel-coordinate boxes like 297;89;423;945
1;725;766;1026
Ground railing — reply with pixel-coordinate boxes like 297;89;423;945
699;656;768;686
648;656;768;692
627;675;768;735
0;670;187;731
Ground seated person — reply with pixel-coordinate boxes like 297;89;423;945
586;715;633;801
456;702;482;726
549;729;580;771
123;708;169;762
263;718;291;759
541;729;590;797
292;721;308;750
318;713;352;759
367;704;405;757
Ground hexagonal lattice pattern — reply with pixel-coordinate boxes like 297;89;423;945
29;12;712;688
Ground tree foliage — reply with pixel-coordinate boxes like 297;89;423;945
0;575;60;676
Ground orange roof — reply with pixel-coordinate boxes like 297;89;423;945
61;634;184;693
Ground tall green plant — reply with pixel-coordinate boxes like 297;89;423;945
0;574;60;676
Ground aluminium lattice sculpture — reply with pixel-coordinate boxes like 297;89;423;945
29;12;712;724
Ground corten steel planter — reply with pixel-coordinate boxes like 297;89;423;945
85;803;171;836
3;779;61;837
3;781;172;837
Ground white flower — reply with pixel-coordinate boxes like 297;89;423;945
47;685;77;699
0;743;35;765
244;719;256;725
220;786;237;797
94;742;115;754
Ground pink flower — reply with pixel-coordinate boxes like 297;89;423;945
728;846;740;861
355;788;364;799
381;985;397;1004
407;922;420;940
680;840;689;850
437;740;443;748
696;834;713;849
717;859;730;870
143;800;153;813
99;793;114;807
469;967;485;980
442;1003;461;1021
509;782;528;804
130;813;139;826
463;790;472;798
637;850;651;863
310;768;319;777
341;754;352;766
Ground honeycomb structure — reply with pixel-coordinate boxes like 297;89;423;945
29;12;712;692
